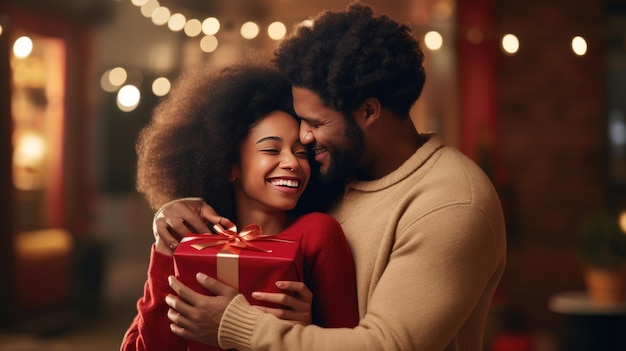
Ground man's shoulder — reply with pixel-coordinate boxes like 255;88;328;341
425;144;494;187
394;144;501;217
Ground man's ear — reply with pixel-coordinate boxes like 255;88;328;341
360;97;381;127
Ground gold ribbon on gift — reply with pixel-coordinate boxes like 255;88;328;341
180;223;287;290
187;223;272;253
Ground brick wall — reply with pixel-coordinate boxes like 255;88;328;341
495;0;607;330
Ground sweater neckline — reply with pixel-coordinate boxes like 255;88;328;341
347;133;443;192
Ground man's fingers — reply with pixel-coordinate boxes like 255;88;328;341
163;216;192;239
195;273;238;297
168;312;204;339
153;200;235;250
197;203;234;229
167;306;193;330
167;276;210;307
162;202;212;234
169;322;189;337
153;218;181;249
165;273;228;347
165;293;198;322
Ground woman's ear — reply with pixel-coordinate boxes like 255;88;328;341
229;164;240;182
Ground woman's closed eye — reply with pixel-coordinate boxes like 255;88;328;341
260;148;280;154
294;148;309;159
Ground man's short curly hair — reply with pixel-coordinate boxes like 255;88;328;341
136;64;296;220
273;3;426;118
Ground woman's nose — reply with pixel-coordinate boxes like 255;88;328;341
281;152;299;171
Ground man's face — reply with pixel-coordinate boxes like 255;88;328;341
292;87;365;183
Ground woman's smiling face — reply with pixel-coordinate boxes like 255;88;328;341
232;110;311;212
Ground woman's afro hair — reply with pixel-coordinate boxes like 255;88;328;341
135;64;295;219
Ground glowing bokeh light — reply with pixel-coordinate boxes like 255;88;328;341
13;132;46;168
152;77;171;96
151;6;171;26
108;67;128;86
100;70;117;92
268;22;287;40
240;21;260;40
200;35;219;53
13;36;33;59
572;36;588;56
202;17;220;35
117;85;141;112
168;13;186;32
502;34;520;54
184;19;202;37
140;0;159;17
424;31;443;51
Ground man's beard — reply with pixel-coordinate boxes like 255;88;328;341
318;116;365;184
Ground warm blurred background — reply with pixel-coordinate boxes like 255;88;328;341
0;0;624;350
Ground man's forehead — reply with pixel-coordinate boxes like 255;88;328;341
292;88;339;120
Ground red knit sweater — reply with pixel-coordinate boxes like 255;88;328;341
121;212;359;351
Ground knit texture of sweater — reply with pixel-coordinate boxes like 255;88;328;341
121;212;359;351
219;133;507;351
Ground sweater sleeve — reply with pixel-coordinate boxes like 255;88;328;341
299;213;359;328
218;205;506;351
120;246;187;351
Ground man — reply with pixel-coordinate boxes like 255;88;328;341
155;4;506;350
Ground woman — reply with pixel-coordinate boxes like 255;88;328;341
121;64;359;351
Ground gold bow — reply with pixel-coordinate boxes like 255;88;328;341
181;223;272;253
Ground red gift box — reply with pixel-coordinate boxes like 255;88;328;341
173;224;304;351
173;223;303;309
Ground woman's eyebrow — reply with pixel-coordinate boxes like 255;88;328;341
255;136;281;144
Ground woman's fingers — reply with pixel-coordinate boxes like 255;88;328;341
251;281;312;311
251;291;307;311
276;281;313;303
250;281;313;326
251;304;311;326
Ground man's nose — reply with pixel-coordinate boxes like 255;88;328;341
300;124;314;145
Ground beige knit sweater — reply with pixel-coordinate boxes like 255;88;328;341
219;134;507;351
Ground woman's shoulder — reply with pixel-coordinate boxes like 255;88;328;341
291;212;341;230
289;213;352;260
286;212;348;249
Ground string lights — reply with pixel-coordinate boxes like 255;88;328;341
89;0;587;111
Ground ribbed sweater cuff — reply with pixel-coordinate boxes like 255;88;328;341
218;294;262;351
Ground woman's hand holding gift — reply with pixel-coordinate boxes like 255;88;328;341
252;280;313;326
